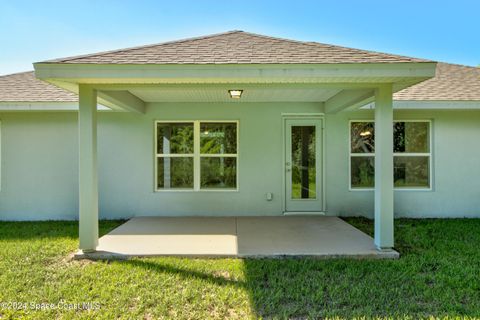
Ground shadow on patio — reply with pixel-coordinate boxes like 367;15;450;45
78;216;398;259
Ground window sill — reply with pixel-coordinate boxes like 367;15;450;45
349;187;432;192
154;189;239;193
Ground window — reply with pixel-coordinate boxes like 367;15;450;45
350;120;431;190
155;121;238;191
350;121;375;188
393;121;431;188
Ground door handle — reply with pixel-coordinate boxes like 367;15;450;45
286;162;291;172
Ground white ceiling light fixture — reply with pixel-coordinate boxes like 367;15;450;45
228;89;243;99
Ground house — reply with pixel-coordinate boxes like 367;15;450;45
0;31;479;254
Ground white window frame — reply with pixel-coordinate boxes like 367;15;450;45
0;120;1;192
154;120;239;192
349;119;433;191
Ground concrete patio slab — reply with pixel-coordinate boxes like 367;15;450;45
75;216;399;260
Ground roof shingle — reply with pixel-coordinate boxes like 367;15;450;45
393;63;480;101
0;71;77;102
44;30;430;65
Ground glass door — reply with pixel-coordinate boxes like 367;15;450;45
285;118;323;212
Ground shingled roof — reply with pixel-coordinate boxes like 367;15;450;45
44;30;429;65
0;71;77;102
393;63;480;101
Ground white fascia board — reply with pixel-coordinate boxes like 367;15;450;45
361;100;480;110
0;102;109;111
33;62;436;84
394;100;480;109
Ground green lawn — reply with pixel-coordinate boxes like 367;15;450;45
0;219;479;319
291;182;316;199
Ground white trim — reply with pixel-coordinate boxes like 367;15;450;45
193;121;200;191
154;120;239;192
394;100;480;110
281;112;325;117
283;211;326;216
156;154;194;157
362;100;480;110
348;119;375;191
0;120;1;192
34;62;436;86
0;102;110;111
321;119;326;212
199;154;237;157
282;114;325;213
349;119;433;191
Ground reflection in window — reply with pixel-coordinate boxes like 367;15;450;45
157;123;194;154
200;123;237;154
394;122;429;153
200;122;237;190
291;126;316;199
351;156;375;188
351;122;375;153
350;121;431;189
156;121;238;190
350;121;375;189
157;157;194;189
394;156;429;188
200;157;237;189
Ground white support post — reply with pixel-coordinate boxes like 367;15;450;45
78;84;99;252
374;84;394;250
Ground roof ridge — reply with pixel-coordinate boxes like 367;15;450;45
306;40;431;62
236;31;320;46
41;30;244;63
217;30;419;60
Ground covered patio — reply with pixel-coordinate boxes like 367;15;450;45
75;216;399;259
33;31;437;257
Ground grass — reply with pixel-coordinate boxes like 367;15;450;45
291;182;316;199
0;219;479;319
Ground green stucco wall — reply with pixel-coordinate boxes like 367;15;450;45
1;105;479;220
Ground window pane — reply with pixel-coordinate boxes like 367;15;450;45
200;123;237;154
157;157;194;189
351;156;375;188
291;126;316;199
200;157;236;189
394;156;430;188
351;122;375;153
157;123;194;154
394;122;429;153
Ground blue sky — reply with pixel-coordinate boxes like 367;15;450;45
0;0;478;75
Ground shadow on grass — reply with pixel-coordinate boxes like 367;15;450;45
124;259;246;288
0;220;125;240
119;218;480;319
240;218;480;319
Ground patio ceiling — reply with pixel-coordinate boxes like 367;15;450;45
128;85;341;102
35;62;436;114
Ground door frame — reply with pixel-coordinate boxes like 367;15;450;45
282;113;326;214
